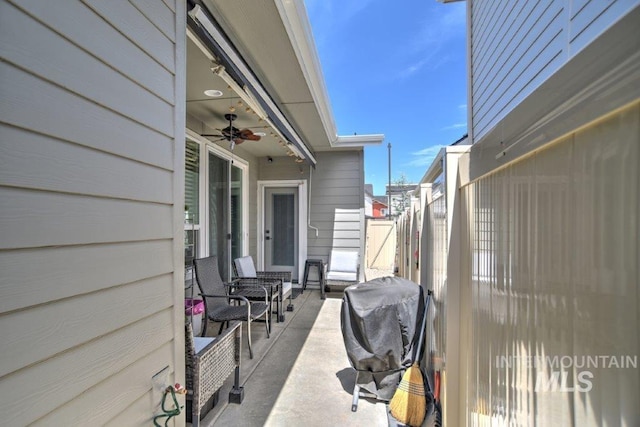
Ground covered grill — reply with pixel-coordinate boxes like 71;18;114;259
341;276;425;407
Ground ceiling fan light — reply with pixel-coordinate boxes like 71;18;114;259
204;89;223;97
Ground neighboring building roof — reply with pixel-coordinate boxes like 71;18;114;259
372;196;389;206
364;184;374;196
372;200;388;208
386;184;417;194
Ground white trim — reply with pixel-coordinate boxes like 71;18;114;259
273;0;336;142
186;128;249;261
257;179;308;281
273;0;385;149
334;134;385;147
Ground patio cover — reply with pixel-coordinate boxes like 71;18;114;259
341;277;425;400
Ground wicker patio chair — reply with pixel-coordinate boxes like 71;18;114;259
233;256;294;322
193;256;270;359
185;321;243;426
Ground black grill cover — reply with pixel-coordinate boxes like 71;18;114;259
341;276;425;400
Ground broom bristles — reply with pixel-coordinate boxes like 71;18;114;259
389;364;426;427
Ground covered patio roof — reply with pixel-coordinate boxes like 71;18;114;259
186;0;383;165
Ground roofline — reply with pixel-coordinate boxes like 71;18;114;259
188;4;318;165
419;145;470;184
334;134;385;147
274;0;384;148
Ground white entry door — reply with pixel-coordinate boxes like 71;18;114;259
264;187;298;279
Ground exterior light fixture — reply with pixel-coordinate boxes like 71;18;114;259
204;89;223;97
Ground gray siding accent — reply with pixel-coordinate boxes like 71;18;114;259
0;0;185;425
470;0;638;142
256;150;365;265
307;151;364;262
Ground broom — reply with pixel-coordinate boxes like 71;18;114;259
389;290;431;427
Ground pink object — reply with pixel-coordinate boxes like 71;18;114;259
185;299;204;315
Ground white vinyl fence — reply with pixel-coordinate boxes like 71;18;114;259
397;102;639;426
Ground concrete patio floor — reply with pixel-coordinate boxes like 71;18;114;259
194;288;389;426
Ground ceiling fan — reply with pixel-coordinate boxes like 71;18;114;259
202;113;261;149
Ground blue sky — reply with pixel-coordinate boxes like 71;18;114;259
304;0;468;195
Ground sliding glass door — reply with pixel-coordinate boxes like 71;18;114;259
230;165;243;264
208;150;245;280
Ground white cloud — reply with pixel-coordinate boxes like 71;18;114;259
441;3;466;29
396;2;466;78
412;3;465;52
398;58;429;79
406;144;446;167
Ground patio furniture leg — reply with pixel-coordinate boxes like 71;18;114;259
265;306;270;338
229;365;244;404
351;384;360;412
278;288;285;322
247;308;253;359
229;330;244;404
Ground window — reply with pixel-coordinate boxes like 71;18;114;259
185;140;200;282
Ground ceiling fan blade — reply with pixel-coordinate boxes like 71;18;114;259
239;129;261;141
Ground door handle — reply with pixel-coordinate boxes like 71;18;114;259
265;236;271;240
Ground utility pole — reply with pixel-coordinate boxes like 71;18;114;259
387;142;391;219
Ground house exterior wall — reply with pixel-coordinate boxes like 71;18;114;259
259;150;365;265
365;192;373;217
307;151;365;263
0;1;186;425
372;201;388;218
470;0;639;143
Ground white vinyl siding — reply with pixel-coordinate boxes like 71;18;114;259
470;0;638;142
0;1;185;426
